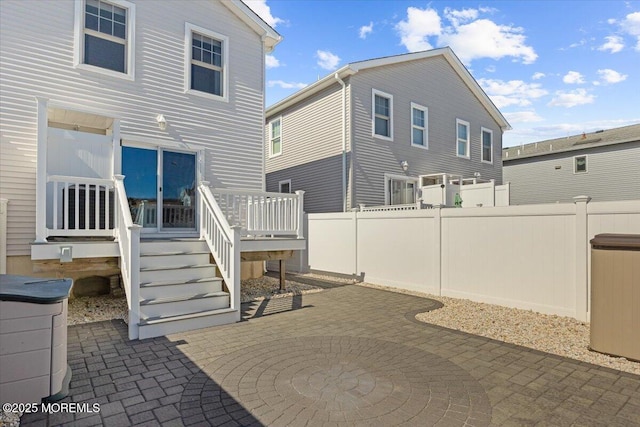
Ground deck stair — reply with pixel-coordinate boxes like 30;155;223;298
137;239;236;339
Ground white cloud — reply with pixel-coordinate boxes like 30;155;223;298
267;80;308;90
478;78;548;109
548;88;595;108
563;71;585;84
597;68;628;84
621;11;640;50
395;7;441;52
532;72;545;80
359;22;374;39
598;35;625;53
439;19;537;64
395;7;537;64
265;55;280;69
243;0;283;28
503;111;544;123
443;7;478;27
316;50;340;70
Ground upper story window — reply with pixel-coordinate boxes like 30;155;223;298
75;0;135;79
574;155;587;173
185;23;228;101
481;127;493;163
456;119;470;158
372;89;393;140
411;103;428;149
269;117;282;157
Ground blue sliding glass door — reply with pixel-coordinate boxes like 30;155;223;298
122;146;196;231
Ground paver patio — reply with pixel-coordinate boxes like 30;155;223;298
21;283;640;426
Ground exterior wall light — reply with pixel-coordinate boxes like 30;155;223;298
156;114;167;131
401;160;409;172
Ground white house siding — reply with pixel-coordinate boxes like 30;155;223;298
503;142;640;205
265;83;352;213
350;56;503;207
0;0;266;255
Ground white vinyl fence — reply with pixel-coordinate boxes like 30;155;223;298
306;197;640;321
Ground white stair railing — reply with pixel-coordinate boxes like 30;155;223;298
113;175;141;340
212;189;305;238
198;182;241;316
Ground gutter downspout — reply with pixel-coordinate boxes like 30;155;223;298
335;73;347;212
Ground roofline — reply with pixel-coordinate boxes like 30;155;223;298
266;47;511;131
503;136;639;161
222;0;282;53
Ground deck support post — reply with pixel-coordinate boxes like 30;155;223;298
279;259;286;291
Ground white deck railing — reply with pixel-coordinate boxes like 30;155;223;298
212;188;305;238
113;175;141;340
47;175;114;237
198;182;240;315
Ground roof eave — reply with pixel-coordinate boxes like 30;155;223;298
503;137;638;161
223;0;282;53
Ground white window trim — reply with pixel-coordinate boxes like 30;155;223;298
372;89;393;141
278;179;292;193
268;116;282;158
456;119;470;159
184;23;229;102
410;102;428;149
481;127;493;164
574;155;588;174
383;173;418;205
73;0;136;81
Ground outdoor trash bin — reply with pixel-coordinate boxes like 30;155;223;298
589;234;640;361
0;275;73;404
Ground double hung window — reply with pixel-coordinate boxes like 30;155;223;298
411;103;428;148
186;24;228;100
456;119;470;158
481;128;493;163
372;89;393;140
269;118;282;157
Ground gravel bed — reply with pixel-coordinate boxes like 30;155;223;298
241;274;324;302
359;282;640;376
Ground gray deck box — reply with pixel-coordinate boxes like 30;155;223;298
0;275;72;404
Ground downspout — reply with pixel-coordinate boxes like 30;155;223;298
334;73;347;212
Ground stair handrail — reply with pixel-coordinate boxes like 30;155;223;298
113;175;141;340
198;182;241;314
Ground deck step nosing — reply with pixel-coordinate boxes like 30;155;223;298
140;264;215;272
140;291;228;306
140;278;222;288
139;307;236;326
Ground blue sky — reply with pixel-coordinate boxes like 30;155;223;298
245;0;640;147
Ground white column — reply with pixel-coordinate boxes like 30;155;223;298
111;120;121;176
295;190;305;239
433;205;442;296
574;195;591;322
35;98;48;242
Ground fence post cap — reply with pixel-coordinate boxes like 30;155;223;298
573;195;592;203
114;174;125;181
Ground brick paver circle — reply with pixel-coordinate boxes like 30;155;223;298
181;335;492;426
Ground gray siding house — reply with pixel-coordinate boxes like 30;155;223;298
265;48;511;212
503;124;640;205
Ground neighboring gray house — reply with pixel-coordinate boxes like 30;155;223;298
503;124;640;205
265;47;511;213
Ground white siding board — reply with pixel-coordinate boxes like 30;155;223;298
0;0;267;254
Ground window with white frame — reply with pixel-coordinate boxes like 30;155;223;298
185;23;228;100
269;117;282;157
411;103;428;148
481;127;493;163
76;0;135;77
279;179;291;193
386;175;417;205
574;155;587;173
372;89;393;140
456;119;470;158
